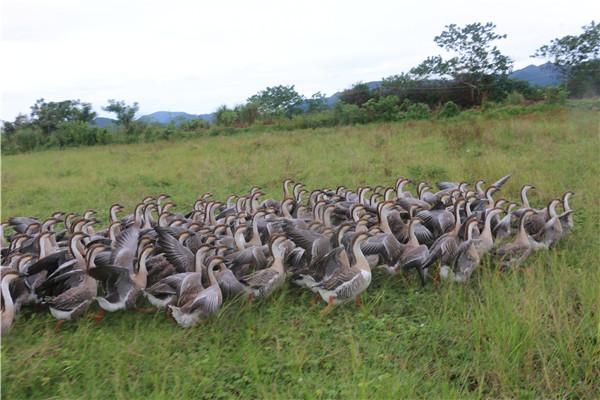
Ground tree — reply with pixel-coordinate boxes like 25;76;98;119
533;21;600;97
102;99;139;133
533;21;599;70
247;85;304;118
305;92;328;113
29;98;96;135
2;113;32;136
411;22;513;90
214;105;238;127
339;82;374;106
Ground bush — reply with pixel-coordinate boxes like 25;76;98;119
438;101;460;118
12;127;45;152
363;95;400;122
49;121;111;148
333;102;367;125
405;103;430;120
505;91;525;105
544;87;568;105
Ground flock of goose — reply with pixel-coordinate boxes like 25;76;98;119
1;175;575;332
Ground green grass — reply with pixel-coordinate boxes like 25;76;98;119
2;109;599;398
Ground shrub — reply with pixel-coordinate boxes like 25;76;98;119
333;102;367;125
438;101;460;118
505;91;525;105
405;103;430;120
363;95;400;122
544;87;568;105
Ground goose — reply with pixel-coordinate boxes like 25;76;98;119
476;208;504;256
89;244;153;313
558;191;575;236
494;209;537;268
440;219;481;282
1;268;26;335
314;232;372;315
37;244;104;330
239;236;288;300
168;256;224;328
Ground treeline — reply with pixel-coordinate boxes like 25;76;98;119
2;21;598;154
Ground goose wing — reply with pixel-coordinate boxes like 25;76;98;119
156;227;195;272
111;226;140;270
491;174;511;189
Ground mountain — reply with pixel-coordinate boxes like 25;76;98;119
92;117;117;128
137;111;214;125
90;64;560;127
510;62;562;87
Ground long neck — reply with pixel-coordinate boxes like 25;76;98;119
379;207;393;235
352;240;370;272
564;195;571;212
71;239;86;268
1;278;15;316
452;203;462;235
110;207;118;223
481;211;495;243
516;215;530;244
133;252;149;288
271;248;285;273
521;188;530;208
234;231;247;251
407;223;419;247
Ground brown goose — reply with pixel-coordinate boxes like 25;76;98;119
1;268;26;335
169;256;224;328
440;219;481;282
38;244;104;329
89;244;153;312
239;236;288;300
314;232;372;315
494;209;537;268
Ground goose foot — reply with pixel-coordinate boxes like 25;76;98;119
354;296;363;309
309;293;320;305
53;320;65;332
134;307;155;314
91;309;106;323
320;297;335;317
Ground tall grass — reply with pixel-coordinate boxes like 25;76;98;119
1;108;599;398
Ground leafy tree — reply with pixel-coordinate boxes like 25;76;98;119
29;98;96;135
2;113;32;136
214;105;238;127
235;102;260;125
411;22;513;89
247;85;304;118
533;21;600;97
339;82;373;106
102;99;139;133
533;21;599;70
306;92;328;113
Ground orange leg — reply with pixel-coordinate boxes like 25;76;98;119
91;309;106;323
355;296;363;309
54;320;66;332
247;293;255;304
134;307;155;314
309;292;321;305
320;297;335;317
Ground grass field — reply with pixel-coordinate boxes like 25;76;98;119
2;108;599;398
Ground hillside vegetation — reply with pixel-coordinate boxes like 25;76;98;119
1;109;599;398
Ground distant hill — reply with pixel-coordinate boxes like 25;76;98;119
510;62;562;87
89;64;561;127
92;117;117;128
138;111;214;125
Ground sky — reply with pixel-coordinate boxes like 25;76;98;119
0;0;597;120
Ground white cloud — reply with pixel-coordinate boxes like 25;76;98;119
0;0;596;119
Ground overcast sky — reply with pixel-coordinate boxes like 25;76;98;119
1;0;596;120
